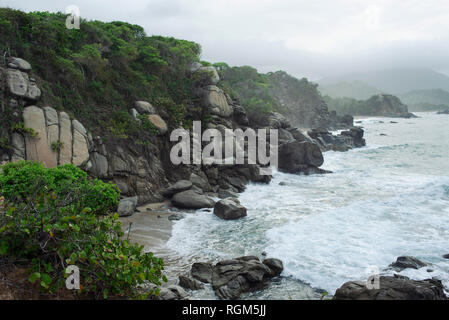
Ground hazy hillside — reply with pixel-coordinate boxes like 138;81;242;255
320;68;449;94
398;89;449;111
319;80;382;100
218;67;340;128
325;94;414;118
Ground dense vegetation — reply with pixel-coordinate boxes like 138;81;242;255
0;161;166;299
0;8;203;139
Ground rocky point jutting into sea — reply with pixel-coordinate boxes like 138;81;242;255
0;9;448;300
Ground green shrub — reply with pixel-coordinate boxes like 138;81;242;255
0;161;166;299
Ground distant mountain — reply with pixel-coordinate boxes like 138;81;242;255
398;89;449;111
319;68;449;94
319;81;382;100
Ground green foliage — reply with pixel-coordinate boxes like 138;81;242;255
50;141;64;152
137;114;159;135
0;161;166;299
10;122;39;138
0;8;201;138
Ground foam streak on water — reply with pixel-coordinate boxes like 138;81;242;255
167;112;449;298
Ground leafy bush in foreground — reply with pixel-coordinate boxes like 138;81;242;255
0;161;166;299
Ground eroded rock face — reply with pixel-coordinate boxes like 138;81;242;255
201;85;233;118
162;180;193;197
117;196;138;217
18;106;90;168
5;68;41;102
334;276;447;300
23;106;58;167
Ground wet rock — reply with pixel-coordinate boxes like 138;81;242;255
278;141;324;174
437;109;449;115
117;196;138;217
171;190;215;209
167;285;189;300
162;180;193;198
214;198;247;220
263;258;284;277
443;254;449;260
207;256;282;300
218;188;239;199
191;262;214;283
168;213;185;221
179;275;205;291
157;288;178;300
334;276;447;300
389;256;428;271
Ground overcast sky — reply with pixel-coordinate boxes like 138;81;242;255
3;0;449;80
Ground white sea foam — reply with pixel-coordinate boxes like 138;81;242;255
167;112;449;298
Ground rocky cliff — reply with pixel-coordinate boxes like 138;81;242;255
218;67;353;130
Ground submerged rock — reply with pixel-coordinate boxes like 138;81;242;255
334;275;447;300
191;262;214;283
389;256;428;271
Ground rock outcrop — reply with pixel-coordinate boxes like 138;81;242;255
213;198;247;220
334;275;447;300
389;256;428;271
358;94;417;118
189;256;284;300
308;127;366;152
437;108;449;115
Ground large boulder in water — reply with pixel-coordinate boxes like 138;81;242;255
214;198;247;220
171;190;215;209
210;256;283;300
278;141;324;173
334;275;447;300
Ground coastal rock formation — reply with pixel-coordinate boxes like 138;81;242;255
362;94;417;118
17;105;90;168
437;108;449;114
213;198;247;220
334;275;447;300
278;141;324;174
308;127;366;152
189;256;284;300
389;256;428;271
171;190;215;209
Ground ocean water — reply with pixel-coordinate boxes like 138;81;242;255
166;112;449;299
